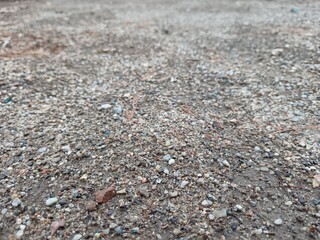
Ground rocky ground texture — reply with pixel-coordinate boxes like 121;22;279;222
0;0;319;239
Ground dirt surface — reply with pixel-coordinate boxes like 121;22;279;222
0;0;319;239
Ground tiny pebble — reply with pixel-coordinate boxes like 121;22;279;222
109;223;117;229
201;199;213;207
12;198;22;207
253;228;263;235
180;180;189;188
170;191;178;198
131;227;139;234
99;103;112;110
168;159;175;165
38;147;47;153
113;106;123;114
274;218;283;225
46;197;58;206
72;234;82;240
285;201;293;206
222;160;230;167
1;208;7;215
115;226;123;234
173;228;181;236
163;154;172;161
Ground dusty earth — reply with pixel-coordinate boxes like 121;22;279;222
0;0;319;239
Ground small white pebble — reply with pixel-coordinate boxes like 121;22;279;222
168;159;175;165
274;218;283;225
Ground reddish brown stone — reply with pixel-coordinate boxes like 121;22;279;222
95;186;116;203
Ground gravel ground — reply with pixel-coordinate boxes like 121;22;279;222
0;0;319;239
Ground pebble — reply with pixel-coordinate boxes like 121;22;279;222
271;48;283;56
252;228;263;235
139;189;150;198
1;208;8;215
46;197;58;206
163;154;172;161
285;201;293;206
170;191;178;198
222;160;230;167
113;106;123;114
109;223;117;229
201;200;213;207
180;180;189;188
38;147;47;153
99;103;112;110
168;159;175;165
274;218;283;225
12;198;22;207
173;228;181;236
197;178;205;184
298;196;306;205
254;146;261;152
312;198;320;205
115;226;123;234
235;204;243;212
290;7;299;13
131;227;139;234
61;145;72;155
116;189;127;195
72;234;82;240
86;201;97;211
260;166;269;172
16;225;26;238
211;209;227;219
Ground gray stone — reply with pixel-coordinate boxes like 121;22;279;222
163;154;172;161
38;147;47;153
12;198;22;207
115;226;123;234
274;218;283;225
201;199;213;207
1;208;7;215
131;227;139;234
168;159;175;165
46;197;58;206
170;191;178;198
99;103;112;110
113;106;123;114
211;209;227;219
181;180;189;188
72;234;82;240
